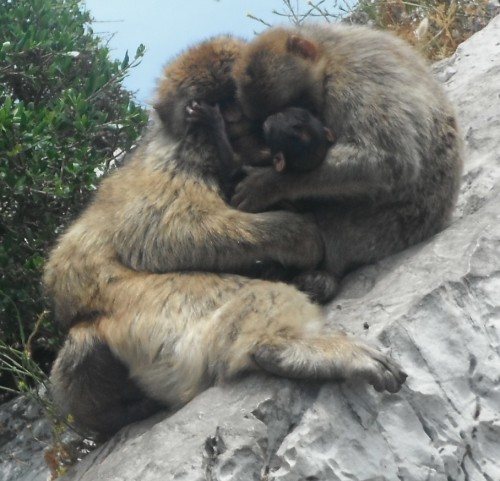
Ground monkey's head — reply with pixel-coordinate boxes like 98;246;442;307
154;36;247;138
233;28;323;121
263;107;334;174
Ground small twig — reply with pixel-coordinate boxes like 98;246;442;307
26;309;48;357
246;13;272;28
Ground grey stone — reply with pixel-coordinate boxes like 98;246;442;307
2;14;500;481
0;396;52;481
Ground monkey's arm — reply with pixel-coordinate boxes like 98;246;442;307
172;208;324;273
232;141;419;212
114;194;324;275
187;101;243;197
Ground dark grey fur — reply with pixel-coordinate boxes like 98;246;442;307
233;24;464;285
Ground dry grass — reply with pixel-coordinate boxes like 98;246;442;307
357;0;499;60
258;1;500;60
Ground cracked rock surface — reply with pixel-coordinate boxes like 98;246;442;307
2;14;500;481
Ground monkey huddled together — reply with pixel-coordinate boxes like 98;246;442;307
45;24;463;436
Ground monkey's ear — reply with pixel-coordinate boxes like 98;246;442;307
324;127;335;144
273;152;286;173
287;35;318;61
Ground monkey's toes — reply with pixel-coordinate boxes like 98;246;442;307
292;270;338;304
359;347;407;393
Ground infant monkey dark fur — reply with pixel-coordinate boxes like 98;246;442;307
187;101;335;199
263;107;335;174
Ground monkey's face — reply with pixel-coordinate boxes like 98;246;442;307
155;36;246;138
233;28;317;121
263;107;330;173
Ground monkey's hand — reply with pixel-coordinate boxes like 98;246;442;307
231;166;282;212
292;270;338;304
186;100;225;132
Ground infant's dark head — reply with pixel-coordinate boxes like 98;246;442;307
262;107;334;173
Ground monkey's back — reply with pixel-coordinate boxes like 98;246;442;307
42;129;225;328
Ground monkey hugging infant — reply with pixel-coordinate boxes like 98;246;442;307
45;24;463;436
187;101;334;196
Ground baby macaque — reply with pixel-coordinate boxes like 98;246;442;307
187;102;333;198
263;106;335;174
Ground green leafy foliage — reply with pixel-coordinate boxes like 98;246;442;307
0;0;148;395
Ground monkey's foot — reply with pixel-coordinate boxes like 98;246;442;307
253;338;407;394
292;270;338;304
347;343;408;393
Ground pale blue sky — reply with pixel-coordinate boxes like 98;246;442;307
85;0;292;102
83;0;313;105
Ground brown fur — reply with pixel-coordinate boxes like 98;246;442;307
46;36;406;436
154;35;268;167
233;24;464;282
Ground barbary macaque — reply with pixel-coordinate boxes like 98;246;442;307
46;35;406;436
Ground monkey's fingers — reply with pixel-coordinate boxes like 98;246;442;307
231;167;278;212
292;270;338;304
186;100;225;129
186;101;205;120
186;101;202;123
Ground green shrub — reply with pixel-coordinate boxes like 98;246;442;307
0;0;148;395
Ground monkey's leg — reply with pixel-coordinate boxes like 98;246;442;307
316;201;434;277
210;281;406;393
252;335;406;394
50;324;165;437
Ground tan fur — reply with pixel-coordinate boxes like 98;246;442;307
47;36;406;436
43;132;324;326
